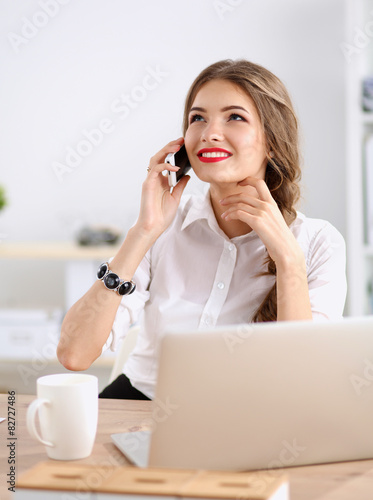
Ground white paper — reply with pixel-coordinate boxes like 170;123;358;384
0;418;5;423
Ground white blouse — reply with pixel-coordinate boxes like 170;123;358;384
103;190;347;399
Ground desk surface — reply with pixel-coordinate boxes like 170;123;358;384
1;394;373;500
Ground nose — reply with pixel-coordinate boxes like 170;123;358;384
200;119;224;142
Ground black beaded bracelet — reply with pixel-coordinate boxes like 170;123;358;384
97;262;136;296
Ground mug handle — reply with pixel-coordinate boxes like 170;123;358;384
26;399;54;447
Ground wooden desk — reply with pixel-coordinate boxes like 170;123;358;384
1;394;373;500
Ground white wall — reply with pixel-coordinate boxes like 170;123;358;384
0;0;346;309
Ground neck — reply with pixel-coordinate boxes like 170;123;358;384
209;184;253;239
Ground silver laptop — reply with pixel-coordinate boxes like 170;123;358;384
112;316;373;470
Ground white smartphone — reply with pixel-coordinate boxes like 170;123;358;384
166;145;192;188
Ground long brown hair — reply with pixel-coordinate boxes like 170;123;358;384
182;59;302;322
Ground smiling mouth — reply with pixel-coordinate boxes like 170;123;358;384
197;148;232;163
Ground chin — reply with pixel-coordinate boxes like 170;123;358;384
194;166;243;185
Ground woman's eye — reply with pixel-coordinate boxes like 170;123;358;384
190;114;204;123
229;113;245;121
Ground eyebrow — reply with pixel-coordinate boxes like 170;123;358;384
189;105;251;115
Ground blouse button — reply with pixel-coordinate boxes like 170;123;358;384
217;282;225;290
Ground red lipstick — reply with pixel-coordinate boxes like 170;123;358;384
197;147;232;163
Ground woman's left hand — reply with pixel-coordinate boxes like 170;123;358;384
219;177;304;269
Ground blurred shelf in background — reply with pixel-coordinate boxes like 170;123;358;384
0;242;121;393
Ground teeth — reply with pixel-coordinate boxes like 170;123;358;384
201;152;230;158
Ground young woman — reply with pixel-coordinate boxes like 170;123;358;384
57;59;347;400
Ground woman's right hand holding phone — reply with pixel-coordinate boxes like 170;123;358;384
58;138;190;370
57;139;190;371
134;137;190;244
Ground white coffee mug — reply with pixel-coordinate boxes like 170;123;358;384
26;373;98;460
